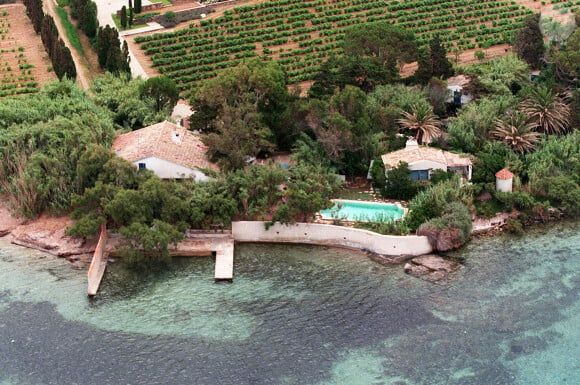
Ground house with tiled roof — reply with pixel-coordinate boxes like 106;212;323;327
112;121;219;180
381;140;472;181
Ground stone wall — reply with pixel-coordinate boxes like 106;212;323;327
232;221;432;256
141;3;164;13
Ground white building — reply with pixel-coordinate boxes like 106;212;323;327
381;140;472;181
495;168;514;193
112;120;219;180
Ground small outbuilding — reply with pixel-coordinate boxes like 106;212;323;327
495;168;514;193
446;75;473;106
112;120;219;180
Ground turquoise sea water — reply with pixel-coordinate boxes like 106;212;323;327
319;200;404;221
0;221;578;385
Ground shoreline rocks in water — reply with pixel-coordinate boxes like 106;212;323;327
404;254;461;282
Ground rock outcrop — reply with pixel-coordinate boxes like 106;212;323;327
8;215;97;256
404;254;460;282
417;225;465;252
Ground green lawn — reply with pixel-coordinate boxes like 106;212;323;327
334;188;378;202
112;14;149;31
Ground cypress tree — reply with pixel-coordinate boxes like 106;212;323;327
430;35;454;79
120;6;127;29
513;14;545;69
82;1;98;38
121;40;132;75
134;0;142;14
414;48;432;85
128;7;134;26
96;25;131;75
52;39;76;80
96;25;111;68
40;15;58;58
414;36;454;84
23;0;43;34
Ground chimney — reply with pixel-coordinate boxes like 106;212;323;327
171;130;181;145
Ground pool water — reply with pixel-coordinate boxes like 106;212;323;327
319;200;404;221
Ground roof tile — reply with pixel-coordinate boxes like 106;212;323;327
495;168;514;180
112;121;219;172
381;145;472;169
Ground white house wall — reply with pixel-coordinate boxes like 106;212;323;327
135;157;210;181
496;178;513;192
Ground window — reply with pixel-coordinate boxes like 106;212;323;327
410;170;429;181
138;163;146;170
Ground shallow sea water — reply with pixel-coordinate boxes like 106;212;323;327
0;221;578;385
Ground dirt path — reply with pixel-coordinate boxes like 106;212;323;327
43;0;91;89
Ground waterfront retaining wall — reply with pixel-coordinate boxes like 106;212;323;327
232;221;432;256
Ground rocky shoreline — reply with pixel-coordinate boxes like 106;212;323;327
0;201;569;283
0;203;98;257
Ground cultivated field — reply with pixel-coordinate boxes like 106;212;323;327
128;0;577;97
0;4;56;98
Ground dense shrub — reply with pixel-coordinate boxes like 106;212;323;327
382;162;422;200
417;202;472;251
370;157;386;190
404;176;472;232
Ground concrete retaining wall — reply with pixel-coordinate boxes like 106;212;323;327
232;221;432;256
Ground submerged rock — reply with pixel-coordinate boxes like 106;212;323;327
404;254;461;282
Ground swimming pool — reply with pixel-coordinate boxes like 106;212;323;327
319;200;405;222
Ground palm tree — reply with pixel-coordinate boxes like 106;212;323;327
492;114;542;154
397;104;442;144
519;87;571;135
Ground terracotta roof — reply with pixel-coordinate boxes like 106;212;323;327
381;144;472;169
495;168;514;180
112;121;219;172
